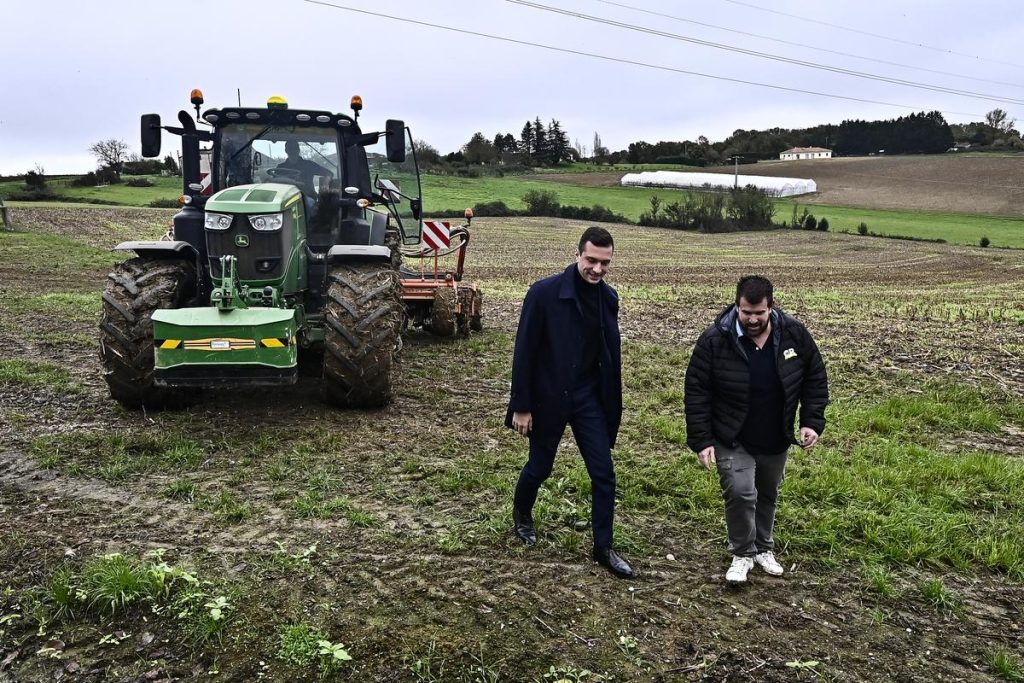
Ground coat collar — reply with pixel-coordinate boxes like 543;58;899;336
558;263;579;300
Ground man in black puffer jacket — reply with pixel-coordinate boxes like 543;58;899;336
684;275;828;584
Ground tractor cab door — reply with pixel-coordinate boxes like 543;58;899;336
363;125;423;246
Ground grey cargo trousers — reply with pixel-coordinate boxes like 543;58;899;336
715;441;789;557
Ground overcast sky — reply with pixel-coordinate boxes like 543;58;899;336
2;0;1022;175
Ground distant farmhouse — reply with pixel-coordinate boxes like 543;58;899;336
779;146;832;160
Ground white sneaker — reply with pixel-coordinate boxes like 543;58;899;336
725;555;754;583
754;551;784;576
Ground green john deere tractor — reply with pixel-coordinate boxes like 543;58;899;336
99;91;424;408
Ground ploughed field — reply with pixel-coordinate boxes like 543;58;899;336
1;206;1023;682
537;154;1024;217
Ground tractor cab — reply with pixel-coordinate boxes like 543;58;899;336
201;98;423;252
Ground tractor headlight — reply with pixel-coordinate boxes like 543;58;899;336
204;212;233;231
249;213;284;231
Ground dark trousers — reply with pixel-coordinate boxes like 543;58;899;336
513;384;616;548
715;441;789;556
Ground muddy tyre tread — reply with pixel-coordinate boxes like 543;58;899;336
98;256;197;409
430;287;458;337
469;290;483;332
323;260;402;407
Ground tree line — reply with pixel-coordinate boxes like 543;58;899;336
417;117;576;174
427;108;1018;173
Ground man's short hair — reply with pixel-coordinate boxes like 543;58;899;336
736;275;773;306
578;226;614;253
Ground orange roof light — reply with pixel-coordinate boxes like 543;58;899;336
350;95;363;111
190;89;204;106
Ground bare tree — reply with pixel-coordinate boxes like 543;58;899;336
984;108;1016;134
89;138;131;174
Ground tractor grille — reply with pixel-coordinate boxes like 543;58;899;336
206;214;289;281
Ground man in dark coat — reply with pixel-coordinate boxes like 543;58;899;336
684;275;828;584
505;226;633;578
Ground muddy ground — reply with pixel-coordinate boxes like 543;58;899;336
1;207;1022;682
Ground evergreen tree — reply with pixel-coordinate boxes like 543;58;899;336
548;119;570;165
532;117;547;165
520;121;535;158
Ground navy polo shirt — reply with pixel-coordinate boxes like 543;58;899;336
736;322;789;455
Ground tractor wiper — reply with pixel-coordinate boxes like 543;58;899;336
226;124;274;167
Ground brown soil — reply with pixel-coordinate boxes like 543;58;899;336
1;209;1022;682
530;155;1024;216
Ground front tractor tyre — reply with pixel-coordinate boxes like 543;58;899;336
323;260;402;408
99;256;197;409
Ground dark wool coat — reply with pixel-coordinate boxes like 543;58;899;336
684;305;829;453
505;264;623;447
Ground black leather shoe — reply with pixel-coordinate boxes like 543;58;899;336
593;546;635;579
512;507;537;546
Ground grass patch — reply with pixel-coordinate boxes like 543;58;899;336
0;358;81;393
987;649;1024;681
0;228;119;273
780;201;1024;248
30;431;209;479
195;489;253;523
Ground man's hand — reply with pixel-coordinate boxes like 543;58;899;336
697;445;716;470
512;411;533;437
799;427;819;450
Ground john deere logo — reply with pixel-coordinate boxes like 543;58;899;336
234;235;250;247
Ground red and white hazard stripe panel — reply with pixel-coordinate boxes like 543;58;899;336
421;221;451;250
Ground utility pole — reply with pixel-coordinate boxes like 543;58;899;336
731;155;743;188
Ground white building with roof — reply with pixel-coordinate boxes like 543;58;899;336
779;147;832;160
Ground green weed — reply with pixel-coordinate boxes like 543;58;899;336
163;478;196;502
919;578;962;616
195;489;252;523
987;648;1024;681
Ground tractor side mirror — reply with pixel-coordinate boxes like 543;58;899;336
141;114;162;158
385;119;406;162
410;198;422;220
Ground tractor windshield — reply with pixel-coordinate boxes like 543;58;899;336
217;125;341;199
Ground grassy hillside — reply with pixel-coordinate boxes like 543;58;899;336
4;166;1022;248
0;175;180;206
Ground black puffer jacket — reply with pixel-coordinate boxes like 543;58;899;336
684;305;829;453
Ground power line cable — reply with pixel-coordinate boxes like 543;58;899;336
719;0;1024;70
507;0;1024;106
302;0;985;117
589;0;1024;90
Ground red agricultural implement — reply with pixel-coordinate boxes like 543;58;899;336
399;208;483;337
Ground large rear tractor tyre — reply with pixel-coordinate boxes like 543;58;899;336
429;287;457;337
98;256;198;409
470;290;484;332
323;260;402;408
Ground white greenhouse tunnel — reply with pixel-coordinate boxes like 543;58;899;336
621;171;817;197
